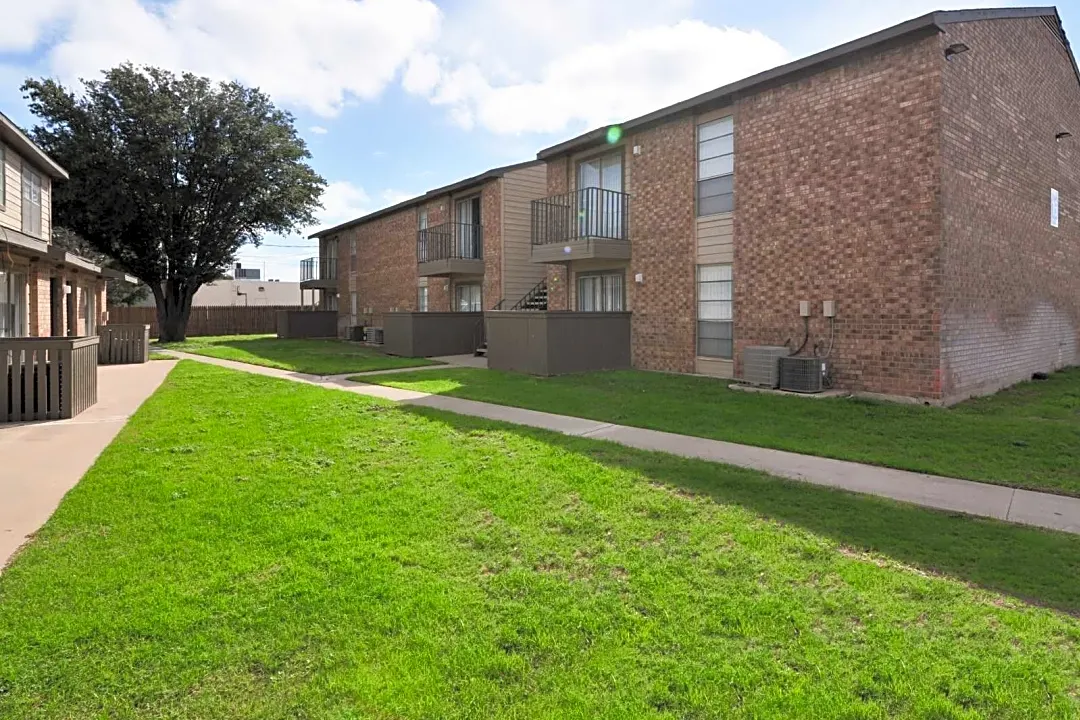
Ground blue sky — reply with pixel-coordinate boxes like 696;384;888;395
1;0;1073;279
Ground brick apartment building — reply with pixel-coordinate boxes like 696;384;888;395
1;110;108;339
532;7;1080;402
310;161;548;336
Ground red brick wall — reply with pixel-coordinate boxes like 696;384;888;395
330;179;510;326
939;17;1080;400
625;119;697;372
481;180;503;309
334;205;419;332
544;157;570;310
421;198;451;311
28;267;50;336
734;33;944;397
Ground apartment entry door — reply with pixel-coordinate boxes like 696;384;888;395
455;196;481;259
577;152;623;238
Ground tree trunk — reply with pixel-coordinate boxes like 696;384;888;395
154;280;196;342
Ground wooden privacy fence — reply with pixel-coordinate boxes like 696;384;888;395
98;324;150;365
1;337;99;423
108;305;300;338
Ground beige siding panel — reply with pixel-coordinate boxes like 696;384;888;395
40;175;51;240
0;142;21;234
695;357;734;378
500;164;549;305
696;212;733;264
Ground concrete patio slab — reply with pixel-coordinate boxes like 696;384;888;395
0;360;177;569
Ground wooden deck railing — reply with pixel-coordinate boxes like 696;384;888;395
1;336;99;423
98;324;150;364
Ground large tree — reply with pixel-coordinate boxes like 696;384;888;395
23;65;325;341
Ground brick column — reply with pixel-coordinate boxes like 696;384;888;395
546;264;568;311
96;280;108;328
27;267;51;336
428;278;451;312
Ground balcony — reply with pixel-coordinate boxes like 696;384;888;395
417;222;484;277
299;256;337;290
531;187;631;263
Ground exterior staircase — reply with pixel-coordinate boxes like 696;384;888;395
475;280;549;356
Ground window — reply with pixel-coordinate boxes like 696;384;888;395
82;285;97;336
418;286;429;312
455;283;482;312
21;167;42;237
419;208;428;230
577;272;624;312
697;264;732;358
350;291;358;319
697;116;733;216
454;197;481;259
350;237;357;273
577;152;624;238
0;270;27;338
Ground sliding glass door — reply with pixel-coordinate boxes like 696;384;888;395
577;152;623;238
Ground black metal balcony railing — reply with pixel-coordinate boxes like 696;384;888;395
417;222;483;263
300;256;337;282
531;187;630;245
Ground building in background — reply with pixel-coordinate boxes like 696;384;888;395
309;160;548;338
133;279;314;308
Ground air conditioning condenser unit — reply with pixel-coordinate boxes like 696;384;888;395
740;346;790;388
778;356;829;393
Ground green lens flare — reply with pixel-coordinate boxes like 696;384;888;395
606;125;623;144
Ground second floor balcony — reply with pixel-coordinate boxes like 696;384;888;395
531;187;631;263
417;222;484;277
299;256;337;289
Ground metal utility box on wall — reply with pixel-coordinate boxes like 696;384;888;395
779;356;829;393
740;346;790;387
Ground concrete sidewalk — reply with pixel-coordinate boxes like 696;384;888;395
0;360;177;568
161;350;1080;536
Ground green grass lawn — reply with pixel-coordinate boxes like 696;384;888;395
149;351;175;361
158;334;437;374
356;367;1080;497
2;361;1080;718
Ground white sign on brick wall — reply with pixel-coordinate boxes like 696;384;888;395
1051;188;1060;228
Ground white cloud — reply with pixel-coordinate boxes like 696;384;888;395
0;0;72;53
312;181;373;231
309;126;328;135
415;20;789;135
12;0;441;117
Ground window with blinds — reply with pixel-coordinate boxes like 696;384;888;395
577;272;624;312
697;264;732;358
697;116;734;216
0;270;27;338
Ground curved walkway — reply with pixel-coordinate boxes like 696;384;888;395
162;350;1080;536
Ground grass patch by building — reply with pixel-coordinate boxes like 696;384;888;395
357;367;1080;496
1;361;1079;718
158;334;437;375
